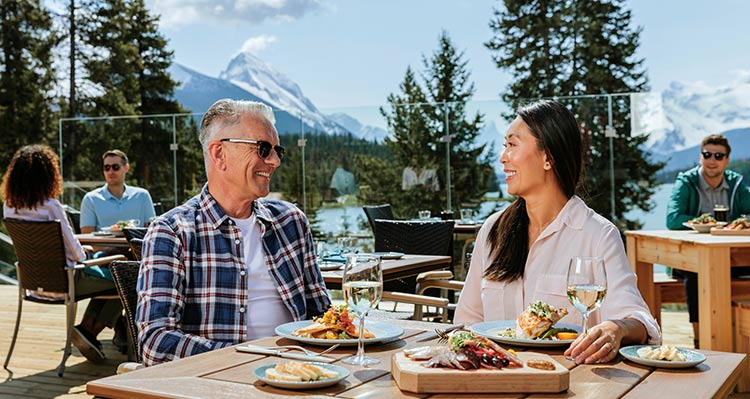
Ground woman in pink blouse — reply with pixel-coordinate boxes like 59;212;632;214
2;144;121;363
454;100;660;364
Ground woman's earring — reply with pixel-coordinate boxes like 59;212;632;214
544;161;551;169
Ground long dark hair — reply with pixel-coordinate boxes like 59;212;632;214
1;144;63;210
483;100;582;282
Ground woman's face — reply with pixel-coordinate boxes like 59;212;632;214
500;116;550;198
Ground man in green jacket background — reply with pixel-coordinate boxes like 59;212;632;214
666;133;750;348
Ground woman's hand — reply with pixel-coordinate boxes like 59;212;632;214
563;320;622;364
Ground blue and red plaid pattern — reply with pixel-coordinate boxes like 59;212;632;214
136;184;331;366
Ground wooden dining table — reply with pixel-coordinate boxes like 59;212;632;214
76;232;130;248
87;318;746;399
320;254;452;290
625;229;750;351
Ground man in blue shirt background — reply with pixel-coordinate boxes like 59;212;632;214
80;149;155;233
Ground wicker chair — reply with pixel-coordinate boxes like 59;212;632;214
127;238;144;261
123;228;147;260
109;261;141;364
362;204;394;233
372;219;461;322
2;218;126;377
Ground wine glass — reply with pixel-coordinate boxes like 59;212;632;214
337;236;354;254
566;256;607;338
341;254;383;366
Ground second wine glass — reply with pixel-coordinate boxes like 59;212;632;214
341;254;383;366
566;256;607;337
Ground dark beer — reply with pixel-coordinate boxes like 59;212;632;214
714;205;729;222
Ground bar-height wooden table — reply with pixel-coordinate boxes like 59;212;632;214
626;229;750;351
87;318;746;399
321;254;451;290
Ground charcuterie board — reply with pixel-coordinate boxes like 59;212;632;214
391;351;569;393
710;228;750;236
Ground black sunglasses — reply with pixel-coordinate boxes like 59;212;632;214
103;163;122;172
701;151;726;161
220;138;286;160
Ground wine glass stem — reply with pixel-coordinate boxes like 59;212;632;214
356;314;366;359
581;312;590;336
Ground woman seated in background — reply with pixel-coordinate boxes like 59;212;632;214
454;100;661;364
1;144;123;363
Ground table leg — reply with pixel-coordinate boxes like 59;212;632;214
627;236;657;321
698;246;732;351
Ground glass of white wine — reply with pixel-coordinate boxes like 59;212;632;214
566;256;607;339
341;254;383;366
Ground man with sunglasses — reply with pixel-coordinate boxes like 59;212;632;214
136;99;331;366
79;149;156;234
666;133;750;348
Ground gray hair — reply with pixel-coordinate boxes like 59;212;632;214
198;99;277;155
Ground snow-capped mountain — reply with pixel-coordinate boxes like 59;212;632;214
219;52;349;136
633;73;750;156
326;113;388;142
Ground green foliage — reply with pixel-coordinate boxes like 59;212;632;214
486;0;664;230
371;31;496;218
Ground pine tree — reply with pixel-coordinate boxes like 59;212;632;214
486;0;663;229
0;0;58;166
370;31;496;218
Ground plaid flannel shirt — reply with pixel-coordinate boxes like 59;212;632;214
137;185;331;366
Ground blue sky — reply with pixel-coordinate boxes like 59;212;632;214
152;0;750;111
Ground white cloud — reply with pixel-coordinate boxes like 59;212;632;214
148;0;324;28
239;34;277;55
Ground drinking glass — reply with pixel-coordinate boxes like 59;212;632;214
460;208;473;223
566;256;607;338
337;236;354;254
714;204;729;222
418;210;431;220
127;219;141;227
341;254;383;366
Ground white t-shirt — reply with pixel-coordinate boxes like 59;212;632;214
230;213;293;340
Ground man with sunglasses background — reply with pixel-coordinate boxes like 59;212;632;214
666;133;750;348
136;99;331;366
79;149;156;233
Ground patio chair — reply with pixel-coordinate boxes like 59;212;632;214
372;219;459;321
109;261;142;365
123;228;147;260
127;238;144;261
2;218;126;377
362;204;394;233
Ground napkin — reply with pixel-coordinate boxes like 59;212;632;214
321;254;347;263
235;345;335;363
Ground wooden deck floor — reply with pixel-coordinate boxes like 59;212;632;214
0;284;733;399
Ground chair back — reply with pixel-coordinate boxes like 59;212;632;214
128;238;144;261
3;219;69;294
373;219;454;257
63;206;81;234
363;204;394;232
123;227;148;241
110;260;142;363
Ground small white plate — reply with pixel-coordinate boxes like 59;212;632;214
92;231;114;236
470;320;580;347
317;261;343;271
619;345;706;369
683;221;726;233
372;251;405;260
253;362;349;389
275;320;404;346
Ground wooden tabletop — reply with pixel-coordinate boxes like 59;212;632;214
76;233;130;247
87;319;746;399
321;254;451;290
625;229;750;247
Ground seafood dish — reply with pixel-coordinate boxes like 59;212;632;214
690;213;718;224
403;330;523;370
720;217;750;230
292;304;374;340
498;301;577;340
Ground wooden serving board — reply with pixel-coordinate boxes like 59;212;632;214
711;228;750;236
391;351;569;393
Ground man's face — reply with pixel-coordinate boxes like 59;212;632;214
218;115;282;201
103;155;128;186
699;143;729;180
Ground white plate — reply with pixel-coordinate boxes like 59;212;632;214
275;320;404;346
619;345;706;369
92;231;114;236
683;221;726;233
100;227;125;237
372;251;405;260
253;362;349;389
317;261;343;271
469;320;580;347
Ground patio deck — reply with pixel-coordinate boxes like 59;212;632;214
0;285;745;398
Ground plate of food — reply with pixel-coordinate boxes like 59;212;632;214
470;301;580;347
253;361;349;389
372;251;405;260
711;216;750;236
275;304;404;346
683;213;726;233
619;345;706;369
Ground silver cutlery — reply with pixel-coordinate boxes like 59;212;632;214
235;343;339;363
416;323;465;343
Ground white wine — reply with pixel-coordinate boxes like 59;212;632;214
343;281;383;316
566;284;606;313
